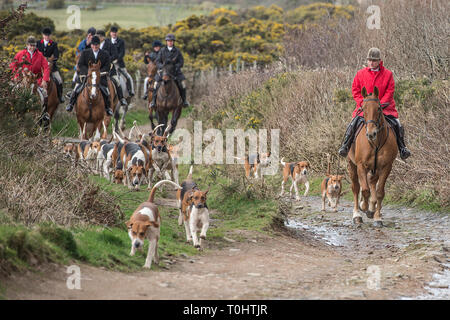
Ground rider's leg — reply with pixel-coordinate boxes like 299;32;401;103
386;115;411;160
149;80;159;108
176;79;189;107
119;67;135;97
52;71;65;103
338;116;364;157
100;84;113;116
112;75;127;106
142;77;149;100
66;80;83;112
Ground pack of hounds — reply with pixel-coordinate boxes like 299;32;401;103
56;127;343;269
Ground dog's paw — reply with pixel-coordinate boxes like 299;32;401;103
200;235;206;240
143;264;151;269
194;244;201;249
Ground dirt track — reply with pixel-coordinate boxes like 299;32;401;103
4;193;449;300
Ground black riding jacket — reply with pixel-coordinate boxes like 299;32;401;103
36;39;59;72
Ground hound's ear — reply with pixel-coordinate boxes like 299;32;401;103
373;86;379;98
204;189;209;195
126;220;133;229
361;87;368;98
338;175;345;180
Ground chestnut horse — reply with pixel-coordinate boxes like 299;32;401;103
75;61;105;140
347;86;398;227
42;56;60;127
146;59;158;127
151;63;182;135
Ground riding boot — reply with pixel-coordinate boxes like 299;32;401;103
142;77;149;100
101;87;113;116
150;82;160;108
57;82;65;103
393;122;411;160
124;71;135;97
176;80;189;107
66;83;81;112
113;77;127;106
338;116;363;157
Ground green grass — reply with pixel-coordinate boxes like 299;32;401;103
0;162;278;274
29;2;223;31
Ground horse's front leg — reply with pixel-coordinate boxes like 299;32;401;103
120;103;129;131
170;106;182;134
373;164;393;228
367;171;379;219
348;159;362;224
357;164;370;213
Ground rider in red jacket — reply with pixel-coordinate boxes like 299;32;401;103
10;36;50;87
338;48;411;160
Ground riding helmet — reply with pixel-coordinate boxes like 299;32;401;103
96;30;106;37
91;36;101;45
152;40;162;48
110;26;118;33
367;47;381;61
42;27;52;35
165;33;175;41
27;36;37;45
87;27;96;36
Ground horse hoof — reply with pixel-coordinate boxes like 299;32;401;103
373;221;383;228
366;211;375;219
353;217;363;225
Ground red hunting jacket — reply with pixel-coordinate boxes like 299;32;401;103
9;49;50;86
351;61;398;118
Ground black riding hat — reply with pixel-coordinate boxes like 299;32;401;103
152;40;162;47
42;27;52;35
110;26;118;33
87;27;96;36
91;36;100;45
165;33;175;41
96;30;106;37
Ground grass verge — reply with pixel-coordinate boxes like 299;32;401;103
0;162;278;275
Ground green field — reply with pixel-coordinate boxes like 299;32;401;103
29;1;227;31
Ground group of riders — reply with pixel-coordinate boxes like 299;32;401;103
9;27;410;159
10;26;189;119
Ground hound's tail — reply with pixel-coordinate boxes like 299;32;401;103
280;157;286;166
186;163;194;180
326;153;331;176
148;180;182;203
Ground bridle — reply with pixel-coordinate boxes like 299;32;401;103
358;97;390;175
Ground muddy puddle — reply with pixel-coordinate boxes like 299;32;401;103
282;195;450;299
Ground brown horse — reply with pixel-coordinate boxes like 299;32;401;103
75;61;105;140
152;63;182;135
146;59;158;126
347;86;398;227
44;56;60;124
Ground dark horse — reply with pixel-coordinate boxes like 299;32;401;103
150;62;182;136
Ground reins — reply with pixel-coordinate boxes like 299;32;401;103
360;97;390;175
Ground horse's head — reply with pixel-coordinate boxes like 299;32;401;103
361;86;384;141
161;62;175;83
87;61;101;99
